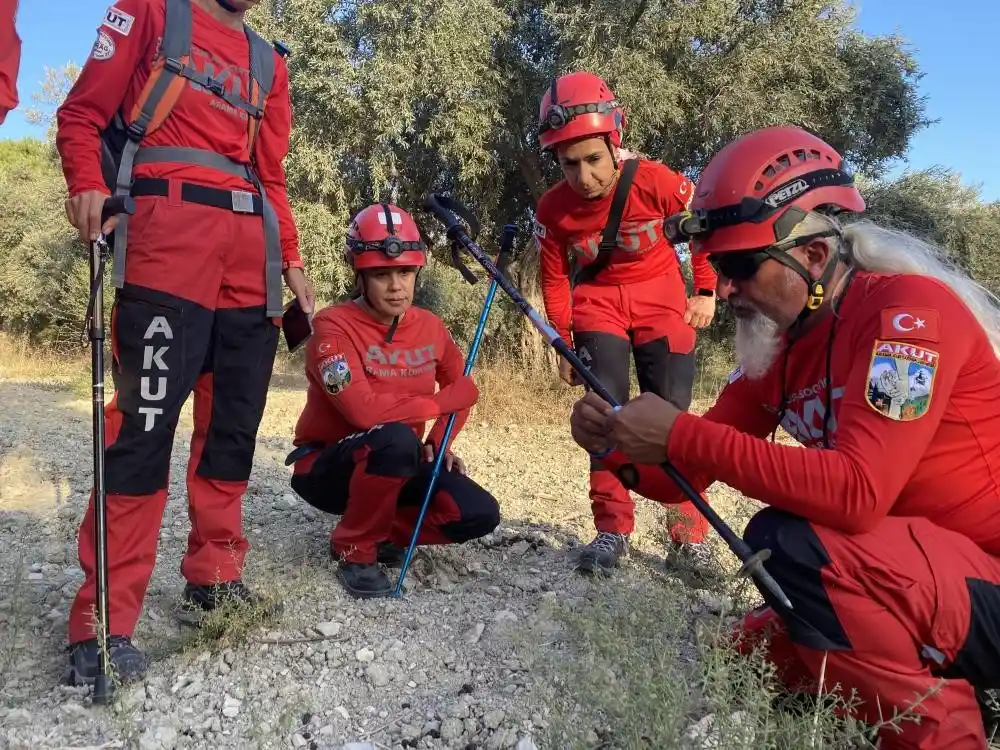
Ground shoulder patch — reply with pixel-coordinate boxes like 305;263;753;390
879;307;940;342
318;354;352;395
103;5;135;36
92;30;116;60
727;365;744;384
533;218;546;239
865;339;939;421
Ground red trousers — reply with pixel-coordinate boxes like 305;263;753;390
69;189;279;644
571;274;705;542
291;422;501;563
734;507;1000;749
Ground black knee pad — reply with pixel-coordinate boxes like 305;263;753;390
358;422;423;478
573;330;632;404
743;507;851;652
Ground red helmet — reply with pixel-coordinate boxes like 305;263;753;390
666;125;866;256
537;71;626;152
345;203;428;270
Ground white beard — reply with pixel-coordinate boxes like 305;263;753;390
734;310;783;380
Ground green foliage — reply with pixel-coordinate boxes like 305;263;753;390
6;0;999;362
241;0;936;370
856;167;1000;294
0;137;96;350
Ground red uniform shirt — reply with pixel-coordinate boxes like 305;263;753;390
55;0;301;267
533;158;718;342
293;301;477;471
612;272;1000;552
0;0;20;125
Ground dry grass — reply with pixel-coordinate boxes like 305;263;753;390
0;327;734;430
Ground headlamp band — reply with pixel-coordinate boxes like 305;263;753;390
664;168;856;244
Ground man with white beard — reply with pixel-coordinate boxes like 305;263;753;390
568;124;1000;748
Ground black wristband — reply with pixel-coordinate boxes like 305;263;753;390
696;288;715;297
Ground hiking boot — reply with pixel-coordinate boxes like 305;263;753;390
977;687;1000;739
377;541;407;568
65;635;149;686
575;531;629;574
338;562;393;599
175;579;283;626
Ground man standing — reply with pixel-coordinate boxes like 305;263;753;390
56;0;312;685
533;70;718;574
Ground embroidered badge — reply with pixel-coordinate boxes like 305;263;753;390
103;5;135;36
727;365;744;384
92;30;116;60
319;354;351;395
533;219;547;239
865;339;939;421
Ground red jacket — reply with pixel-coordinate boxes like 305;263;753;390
533;158;718;342
604;272;1000;551
0;0;20;125
292;301;478;473
55;0;301;267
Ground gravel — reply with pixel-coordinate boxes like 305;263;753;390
0;380;741;749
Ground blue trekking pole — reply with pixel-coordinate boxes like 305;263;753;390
391;221;519;597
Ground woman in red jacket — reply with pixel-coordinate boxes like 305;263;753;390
533;70;719;574
287;203;501;598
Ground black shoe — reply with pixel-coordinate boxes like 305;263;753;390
977;688;1000;739
338;562;393;599
377;541;407;568
65;635;149;686
576;532;629;574
175;579;283;626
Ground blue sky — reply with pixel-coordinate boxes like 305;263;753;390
3;0;997;201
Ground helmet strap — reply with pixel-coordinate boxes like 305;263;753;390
385;316;400;343
765;243;839;329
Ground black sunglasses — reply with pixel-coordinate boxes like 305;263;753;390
708;249;773;281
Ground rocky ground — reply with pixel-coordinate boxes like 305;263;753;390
0;369;821;750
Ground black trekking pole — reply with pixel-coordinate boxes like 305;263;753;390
85;195;135;704
422;193;792;610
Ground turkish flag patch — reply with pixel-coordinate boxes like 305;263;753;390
879;307;940;342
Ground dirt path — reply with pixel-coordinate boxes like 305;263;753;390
0;377;757;750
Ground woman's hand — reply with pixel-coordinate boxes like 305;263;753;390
423;443;466;474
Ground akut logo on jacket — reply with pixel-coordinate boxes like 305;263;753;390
569;219;663;261
364;343;437;378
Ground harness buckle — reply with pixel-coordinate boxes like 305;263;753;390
163;57;184;74
231;190;255;213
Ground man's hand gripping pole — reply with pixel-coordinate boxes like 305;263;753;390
422;193;790;610
391;210;518;597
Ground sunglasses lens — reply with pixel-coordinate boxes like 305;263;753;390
711;252;766;280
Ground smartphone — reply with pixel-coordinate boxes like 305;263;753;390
282;298;313;353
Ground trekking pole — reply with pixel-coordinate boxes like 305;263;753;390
422;193;792;610
85;195;135;704
391;222;518;597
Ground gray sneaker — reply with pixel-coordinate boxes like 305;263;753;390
576;531;629;574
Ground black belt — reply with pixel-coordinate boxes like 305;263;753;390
130;177;264;216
